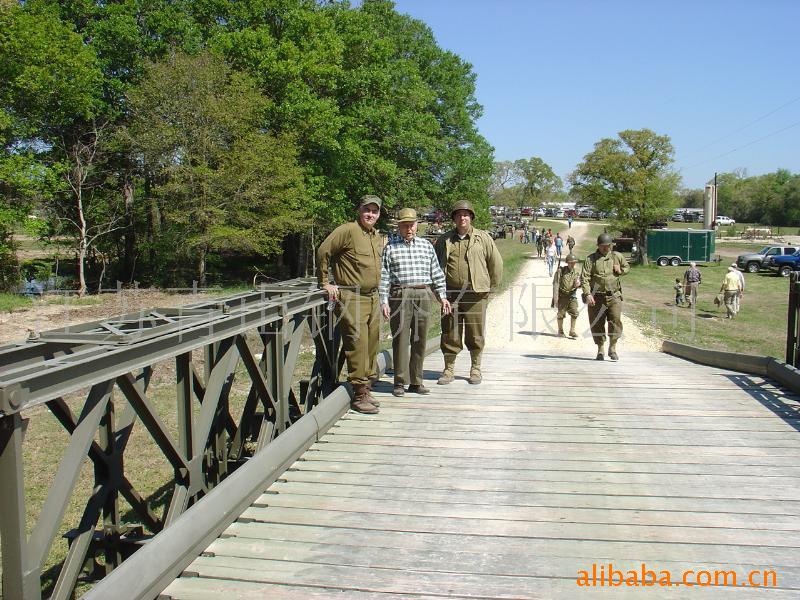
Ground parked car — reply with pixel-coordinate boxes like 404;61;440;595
716;216;736;226
648;221;668;230
768;250;800;276
578;208;594;218
736;245;798;273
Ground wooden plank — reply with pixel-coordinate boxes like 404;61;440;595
310;441;800;467
300;450;800;477
239;505;800;547
255;492;800;531
281;470;800;502
318;433;800;456
225;521;800;567
266;480;800;516
286;460;800;491
182;555;799;599
161;577;445;599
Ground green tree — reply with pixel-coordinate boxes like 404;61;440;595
124;52;306;286
513;157;562;209
570;129;680;263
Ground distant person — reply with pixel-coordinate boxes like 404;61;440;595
719;266;743;319
568;216;573;229
552;253;581;338
546;239;557;276
581;233;630;361
730;263;745;313
567;234;576;253
555;233;563;258
683;262;702;308
674;278;685;306
536;231;544;257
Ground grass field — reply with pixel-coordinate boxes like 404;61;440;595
0;292;32;312
622;242;791;358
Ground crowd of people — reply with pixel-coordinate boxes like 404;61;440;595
678;261;745;319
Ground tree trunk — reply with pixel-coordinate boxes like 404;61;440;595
637;228;648;265
122;178;136;282
197;246;207;288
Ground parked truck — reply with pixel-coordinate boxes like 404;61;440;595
647;229;715;266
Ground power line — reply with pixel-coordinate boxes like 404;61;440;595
680;119;800;172
684;94;800;159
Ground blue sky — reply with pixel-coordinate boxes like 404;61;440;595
390;0;800;189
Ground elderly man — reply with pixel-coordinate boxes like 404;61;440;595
720;266;743;319
730;263;745;313
581;233;630;361
317;195;383;414
380;208;451;397
683;261;702;308
435;200;503;385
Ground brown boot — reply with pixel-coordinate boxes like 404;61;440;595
366;381;380;406
557;318;565;337
437;354;456;385
568;318;578;339
468;352;482;385
351;384;379;414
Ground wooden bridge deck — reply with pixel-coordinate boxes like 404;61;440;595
162;349;800;599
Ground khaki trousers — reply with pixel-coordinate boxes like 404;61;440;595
441;291;488;357
724;290;738;318
556;295;579;320
587;292;623;346
389;287;432;386
336;289;380;385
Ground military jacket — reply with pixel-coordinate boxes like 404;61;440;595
581;250;630;296
317;221;382;290
434;227;503;293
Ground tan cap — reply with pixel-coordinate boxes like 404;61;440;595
358;194;383;209
396;208;418;223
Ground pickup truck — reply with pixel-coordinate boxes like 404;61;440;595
736;245;797;273
768;250;800;276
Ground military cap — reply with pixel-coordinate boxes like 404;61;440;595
565;254;579;263
597;232;613;245
451;200;475;219
396;208;418;223
358;194;383;209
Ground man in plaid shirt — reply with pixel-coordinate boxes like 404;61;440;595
380;208;451;397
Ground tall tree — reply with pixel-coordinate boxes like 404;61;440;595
124;52;306;286
569;129;680;263
513;157;562;208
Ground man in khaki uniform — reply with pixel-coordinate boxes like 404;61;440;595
435;200;503;385
552;253;581;339
317;195;383;413
581;233;630;361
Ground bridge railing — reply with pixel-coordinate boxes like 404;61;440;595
787;272;800;369
0;278;347;599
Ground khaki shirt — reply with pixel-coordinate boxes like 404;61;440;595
557;266;581;297
317;221;382;290
581;250;630;295
435;227;503;293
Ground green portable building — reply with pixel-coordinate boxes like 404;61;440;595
646;229;715;266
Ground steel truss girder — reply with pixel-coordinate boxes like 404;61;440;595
0;280;345;599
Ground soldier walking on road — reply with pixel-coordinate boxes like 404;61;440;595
567;234;576;253
581;233;630;361
435;201;503;385
317;195;384;413
379;208;451;397
552;254;581;339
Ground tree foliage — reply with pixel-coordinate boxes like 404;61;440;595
569;129;680;263
0;0;493;289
